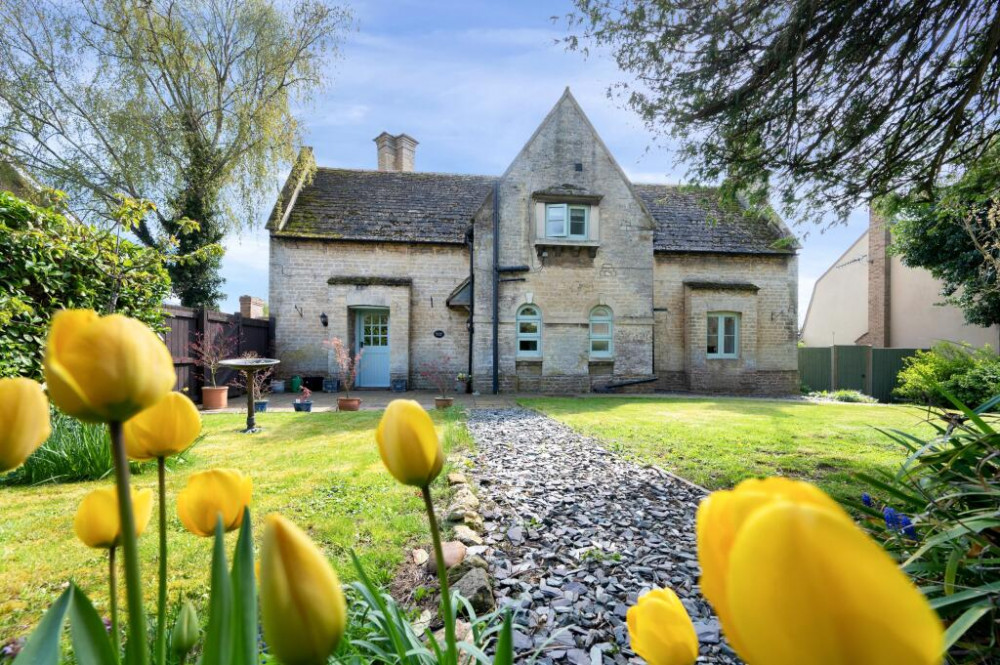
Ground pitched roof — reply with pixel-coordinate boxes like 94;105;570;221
271;166;792;254
270;168;494;245
633;184;790;254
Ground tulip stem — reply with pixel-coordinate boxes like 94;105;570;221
109;421;150;665
156;456;167;665
422;485;458;665
109;546;121;663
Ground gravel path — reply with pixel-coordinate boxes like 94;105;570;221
466;408;739;665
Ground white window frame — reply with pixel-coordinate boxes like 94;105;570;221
516;304;542;357
589;306;613;358
545;203;589;239
707;312;740;359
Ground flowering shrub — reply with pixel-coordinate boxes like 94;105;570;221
325;337;361;398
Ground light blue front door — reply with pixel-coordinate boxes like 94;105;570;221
355;309;390;387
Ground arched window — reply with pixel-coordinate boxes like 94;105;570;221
516;304;541;356
589;306;613;357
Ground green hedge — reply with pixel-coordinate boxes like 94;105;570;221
0;191;170;379
894;342;1000;408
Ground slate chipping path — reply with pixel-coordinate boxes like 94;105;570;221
466;409;739;665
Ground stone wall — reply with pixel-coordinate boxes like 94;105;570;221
653;253;799;395
471;91;655;394
269;238;471;388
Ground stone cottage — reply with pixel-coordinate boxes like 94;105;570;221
268;89;799;394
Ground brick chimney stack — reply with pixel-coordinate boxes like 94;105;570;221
239;295;266;319
373;132;418;172
866;209;891;347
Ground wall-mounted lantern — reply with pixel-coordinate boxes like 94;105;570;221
319;312;329;327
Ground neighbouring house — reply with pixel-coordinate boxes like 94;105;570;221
268;89;799;394
801;211;1000;349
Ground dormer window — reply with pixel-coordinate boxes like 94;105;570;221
545;203;589;239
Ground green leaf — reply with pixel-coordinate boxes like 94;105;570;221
13;586;73;665
492;611;513;665
940;387;995;435
929;581;1000;611
201;518;232;665
943;603;993;651
943;548;962;596
231;508;257;665
67;583;117;665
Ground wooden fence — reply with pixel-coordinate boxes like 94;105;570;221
163;305;274;402
798;346;923;403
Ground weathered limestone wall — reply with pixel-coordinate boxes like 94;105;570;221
269;238;471;388
471;93;655;394
653;253;799;394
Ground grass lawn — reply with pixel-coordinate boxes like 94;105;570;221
0;408;468;641
520;396;935;506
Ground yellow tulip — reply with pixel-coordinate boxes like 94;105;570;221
176;469;252;536
726;500;944;665
74;486;153;549
43;309;176;423
0;377;51;472
259;514;346;665
123;391;201;460
626;588;699;665
695;477;848;655
375;399;443;487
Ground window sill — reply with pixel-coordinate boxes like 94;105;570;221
589;358;614;365
534;239;600;259
707;355;740;361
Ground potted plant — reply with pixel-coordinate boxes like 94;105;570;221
190;329;237;410
326;337;362;411
455;372;472;394
293;387;313;412
251;365;274;413
230;352;275;413
421;355;455;408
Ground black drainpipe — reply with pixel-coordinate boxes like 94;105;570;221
465;225;474;393
492;182;500;395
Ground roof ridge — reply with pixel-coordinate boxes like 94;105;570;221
315;166;497;179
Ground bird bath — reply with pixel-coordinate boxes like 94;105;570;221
219;358;281;433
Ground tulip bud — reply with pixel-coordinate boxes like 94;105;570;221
74;486;154;549
259;514;346;665
176;469;252;537
696;478;944;665
169;601;199;659
123;391;201;460
43;309;175;423
0;378;51;472
695;476;848;655
375;400;444;487
626;588;699;665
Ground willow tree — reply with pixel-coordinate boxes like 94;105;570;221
0;0;351;306
565;1;1000;221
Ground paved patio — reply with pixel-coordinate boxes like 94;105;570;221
200;389;518;413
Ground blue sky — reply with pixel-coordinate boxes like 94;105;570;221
219;0;870;323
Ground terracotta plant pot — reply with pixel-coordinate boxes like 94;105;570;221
337;397;361;411
201;386;228;410
435;397;455;409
